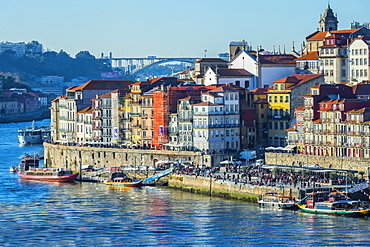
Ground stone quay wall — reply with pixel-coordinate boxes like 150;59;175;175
265;152;370;174
168;175;300;202
43;143;236;172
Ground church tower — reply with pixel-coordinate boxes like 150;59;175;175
319;3;338;32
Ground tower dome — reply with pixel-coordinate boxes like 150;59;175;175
319;3;338;32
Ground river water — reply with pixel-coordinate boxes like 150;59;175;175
0;120;370;246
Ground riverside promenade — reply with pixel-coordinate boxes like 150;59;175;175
44;142;370;202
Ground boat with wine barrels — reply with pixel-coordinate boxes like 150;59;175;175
16;153;78;182
296;191;370;217
106;172;142;187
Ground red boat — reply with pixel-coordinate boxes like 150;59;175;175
17;154;79;182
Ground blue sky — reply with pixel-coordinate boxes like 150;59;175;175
0;0;368;58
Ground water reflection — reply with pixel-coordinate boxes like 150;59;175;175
1;121;370;245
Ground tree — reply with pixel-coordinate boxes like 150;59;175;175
75;51;95;60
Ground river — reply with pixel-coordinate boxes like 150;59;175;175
0;120;369;246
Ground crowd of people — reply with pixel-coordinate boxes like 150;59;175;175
172;162;363;190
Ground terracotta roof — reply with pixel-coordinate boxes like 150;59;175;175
295;51;319;61
216;68;253;77
352;83;370;95
331;29;360;34
254;99;268;104
250;88;268;94
100;89;119;98
78;106;92;114
307;31;329;41
258;54;296;64
179;95;201;101
67;80;133;92
286;128;297;131
208;85;239;93
295;106;305;110
273;74;323;89
194;101;221;106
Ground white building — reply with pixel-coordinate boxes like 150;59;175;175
203;67;254;88
229;50;297;89
348;36;370;83
192;85;240;151
76;107;93;143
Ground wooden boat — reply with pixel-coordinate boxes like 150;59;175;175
258;192;297;209
106;172;142;187
17;154;78;182
296;191;370;217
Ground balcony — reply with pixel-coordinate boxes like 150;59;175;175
130;113;141;116
131;124;141;128
178;118;193;122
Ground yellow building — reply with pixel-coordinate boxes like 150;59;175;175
267;74;324;146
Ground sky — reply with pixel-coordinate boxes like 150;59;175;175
0;0;368;59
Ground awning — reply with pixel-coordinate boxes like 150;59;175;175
282;145;296;151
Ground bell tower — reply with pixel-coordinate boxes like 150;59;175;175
319;3;338;32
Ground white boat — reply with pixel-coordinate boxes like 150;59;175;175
258;192;297;209
18;121;51;144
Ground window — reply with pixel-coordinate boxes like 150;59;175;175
235;80;240;87
261;114;264;119
245;81;250;88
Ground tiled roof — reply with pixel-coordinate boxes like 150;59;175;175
208;85;239;93
78;106;92;114
216;68;253;77
254;99;268;104
179;95;201;101
286;128;297;131
100;89;119;98
331;29;360;34
195;58;228;63
250;88;268;94
194;101;220;106
258;54;296;64
272;74;323;90
352;82;370;95
295;51;319;61
307;31;329;41
67;80;133;91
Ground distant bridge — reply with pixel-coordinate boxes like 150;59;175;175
105;56;200;74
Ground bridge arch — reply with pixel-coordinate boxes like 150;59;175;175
109;57;200;75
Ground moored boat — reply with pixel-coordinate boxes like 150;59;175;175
106;172;142;187
17;153;78;182
258;192;297;209
18;121;51;144
296;191;370;217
